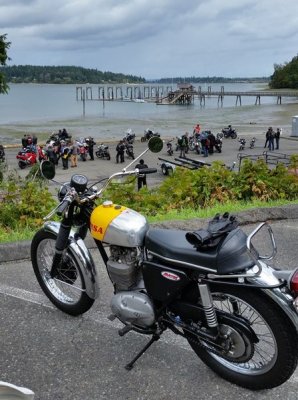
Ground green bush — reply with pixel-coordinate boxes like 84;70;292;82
104;158;298;216
0;169;57;235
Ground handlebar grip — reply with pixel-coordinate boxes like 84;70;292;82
140;168;157;175
56;198;71;216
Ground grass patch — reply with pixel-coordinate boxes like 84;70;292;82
1;198;297;243
0;226;36;243
148;199;298;222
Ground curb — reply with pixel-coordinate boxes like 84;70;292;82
1;204;298;264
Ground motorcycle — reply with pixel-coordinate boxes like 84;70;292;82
166;140;174;156
125;142;135;159
95;144;111;160
222;126;237;139
31;137;298;390
141;129;160;142
238;138;246;151
76;139;88;161
250;137;256;149
123;129;135;144
16;148;37;169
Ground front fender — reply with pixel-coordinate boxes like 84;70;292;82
44;221;99;299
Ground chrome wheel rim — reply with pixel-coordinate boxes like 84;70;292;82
36;238;85;305
209;292;278;375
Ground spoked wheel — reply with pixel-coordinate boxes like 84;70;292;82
31;229;94;316
186;285;298;390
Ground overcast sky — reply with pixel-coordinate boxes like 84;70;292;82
1;0;298;79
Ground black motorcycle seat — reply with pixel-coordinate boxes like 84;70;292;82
145;228;255;274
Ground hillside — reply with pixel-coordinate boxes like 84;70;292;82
2;65;146;84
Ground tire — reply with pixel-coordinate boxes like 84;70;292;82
161;164;169;175
18;160;26;169
107;154;111;160
31;229;95;316
95;151;101;158
186;285;298;390
231;132;237;139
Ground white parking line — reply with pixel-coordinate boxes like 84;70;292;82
0;283;190;350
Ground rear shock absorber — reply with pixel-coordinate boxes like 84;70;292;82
199;284;218;332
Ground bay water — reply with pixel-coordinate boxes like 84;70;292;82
0;82;298;144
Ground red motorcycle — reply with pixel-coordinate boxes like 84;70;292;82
16;148;37;169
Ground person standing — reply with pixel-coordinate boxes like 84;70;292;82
179;132;189;158
267;127;275;151
275;128;281;150
70;140;78;167
135;159;148;190
87;136;96;160
116;140;125;163
193;124;201;138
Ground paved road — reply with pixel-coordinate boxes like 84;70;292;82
0;220;298;400
3;134;298;188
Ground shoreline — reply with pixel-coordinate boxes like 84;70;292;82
1;101;297;146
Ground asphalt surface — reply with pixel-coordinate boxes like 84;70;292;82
1;136;298;399
0;220;298;400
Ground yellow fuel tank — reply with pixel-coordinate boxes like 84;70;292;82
90;201;149;247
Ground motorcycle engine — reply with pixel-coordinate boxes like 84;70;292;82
107;245;156;327
107;245;141;291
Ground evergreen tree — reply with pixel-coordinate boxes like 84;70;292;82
270;55;298;89
0;34;11;94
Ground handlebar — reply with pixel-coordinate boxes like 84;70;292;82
56;196;72;216
138;168;157;175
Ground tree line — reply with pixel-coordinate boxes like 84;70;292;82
2;65;146;84
270;55;298;89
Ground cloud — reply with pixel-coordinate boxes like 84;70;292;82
1;0;298;78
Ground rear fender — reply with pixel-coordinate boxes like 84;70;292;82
43;221;99;299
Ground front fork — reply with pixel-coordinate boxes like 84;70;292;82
50;205;77;278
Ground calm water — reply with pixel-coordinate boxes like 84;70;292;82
1;82;298;142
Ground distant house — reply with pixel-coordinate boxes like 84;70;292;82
177;83;194;91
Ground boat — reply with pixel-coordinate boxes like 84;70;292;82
133;98;145;103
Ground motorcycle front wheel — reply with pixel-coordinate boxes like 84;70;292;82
31;229;95;316
187;285;298;390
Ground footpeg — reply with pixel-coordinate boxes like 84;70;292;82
118;325;133;337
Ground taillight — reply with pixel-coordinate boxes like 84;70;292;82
290;268;298;295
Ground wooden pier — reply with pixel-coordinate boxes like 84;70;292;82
75;84;298;115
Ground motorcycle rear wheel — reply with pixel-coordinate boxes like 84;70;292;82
31;229;95;316
186;285;298;390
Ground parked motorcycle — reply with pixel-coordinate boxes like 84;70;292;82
238;138;246;151
95;144;111;160
123;129;135;144
31;137;298;390
16;148;37;169
125;143;135;159
166;140;174;156
222;126;237;139
141;129;160;142
250;137;256;149
76;139;88;161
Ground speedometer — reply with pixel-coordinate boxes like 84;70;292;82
70;174;88;193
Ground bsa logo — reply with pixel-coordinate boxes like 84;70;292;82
91;223;103;234
161;271;180;281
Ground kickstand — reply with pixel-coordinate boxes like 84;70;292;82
125;334;161;371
